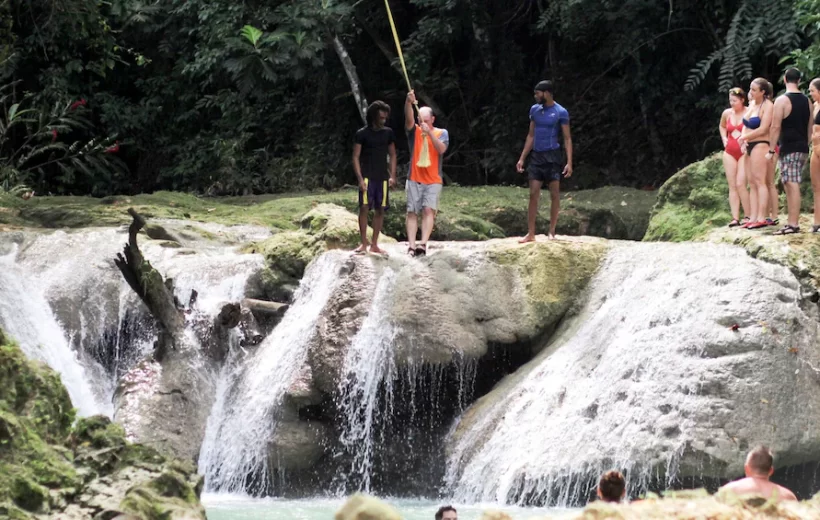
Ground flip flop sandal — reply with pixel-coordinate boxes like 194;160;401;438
728;219;740;228
746;221;769;229
766;218;779;226
773;225;800;235
811;225;820;233
352;248;367;255
407;247;416;257
414;245;427;257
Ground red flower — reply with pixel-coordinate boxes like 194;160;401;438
70;99;87;111
51;129;58;142
104;141;120;154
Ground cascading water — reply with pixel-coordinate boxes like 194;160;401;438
444;242;819;506
199;251;347;494
335;268;400;492
0;246;106;416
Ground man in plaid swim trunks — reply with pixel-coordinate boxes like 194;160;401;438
770;68;812;235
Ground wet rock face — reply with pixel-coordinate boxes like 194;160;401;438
446;243;820;505
0;336;205;519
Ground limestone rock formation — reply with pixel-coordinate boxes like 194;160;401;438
0;333;205;519
445;242;820;504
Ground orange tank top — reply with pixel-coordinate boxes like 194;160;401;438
410;126;444;185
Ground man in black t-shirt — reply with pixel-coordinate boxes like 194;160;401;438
353;100;397;254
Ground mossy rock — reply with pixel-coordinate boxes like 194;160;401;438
644;153;730;242
487;238;609;333
246;231;322;280
0;331;204;518
646;152;815;242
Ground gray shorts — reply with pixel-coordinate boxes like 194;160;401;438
406;180;442;213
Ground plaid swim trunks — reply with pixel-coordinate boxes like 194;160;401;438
779;152;809;183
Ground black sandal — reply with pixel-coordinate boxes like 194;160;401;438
811;225;820;233
773;225;800;235
728;219;740;228
414;244;427;257
407;247;416;257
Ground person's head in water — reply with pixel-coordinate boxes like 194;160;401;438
750;77;771;103
745;445;775;478
435;505;457;520
534;80;555;105
418;106;436;129
366;100;391;129
810;78;820;104
729;87;746;111
597;470;626;502
784;67;801;86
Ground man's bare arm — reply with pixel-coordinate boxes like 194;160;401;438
562;123;573;177
352;143;365;190
516;121;536;172
768;97;786;152
405;91;416;131
388;142;397;186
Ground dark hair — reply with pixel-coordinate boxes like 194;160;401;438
366;100;391;126
752;77;772;99
598;470;625;502
534;80;554;94
435;505;457;520
729;87;746;100
784;67;802;84
747;445;774;474
811;78;820;92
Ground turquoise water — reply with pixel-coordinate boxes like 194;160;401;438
202;495;567;520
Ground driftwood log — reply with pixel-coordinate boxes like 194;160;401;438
114;209;184;361
115;209;289;362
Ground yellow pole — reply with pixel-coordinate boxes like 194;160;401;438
383;0;430;168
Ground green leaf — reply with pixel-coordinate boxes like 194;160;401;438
241;25;264;48
8;103;18;121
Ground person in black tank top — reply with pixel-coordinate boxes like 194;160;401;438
809;78;820;232
770;68;812;235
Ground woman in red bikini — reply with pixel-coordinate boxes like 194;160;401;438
738;78;775;229
720;87;750;226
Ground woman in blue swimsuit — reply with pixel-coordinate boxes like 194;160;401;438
738;78;775;229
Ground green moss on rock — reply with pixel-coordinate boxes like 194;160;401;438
487;238;609;332
644;153;730;242
0;332;205;518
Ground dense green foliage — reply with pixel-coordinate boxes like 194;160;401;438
0;0;817;196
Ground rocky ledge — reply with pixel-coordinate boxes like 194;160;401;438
0;329;205;519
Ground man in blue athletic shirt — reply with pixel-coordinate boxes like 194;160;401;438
516;80;573;241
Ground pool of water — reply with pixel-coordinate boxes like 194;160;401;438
202;495;568;520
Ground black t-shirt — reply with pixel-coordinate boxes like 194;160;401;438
355;126;395;181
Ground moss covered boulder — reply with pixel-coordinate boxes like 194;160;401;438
245;203;397;290
0;332;205;519
645;152;815;242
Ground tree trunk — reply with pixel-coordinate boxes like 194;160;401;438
331;34;368;125
114;208;184;361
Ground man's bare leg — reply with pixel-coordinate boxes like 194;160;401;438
406;212;418;250
419;207;436;248
370;209;386;254
784;181;801;228
520;179;542;243
548;180;560;239
354;206;369;253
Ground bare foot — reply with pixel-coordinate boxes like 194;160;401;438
352;243;368;254
518;235;536;244
369;245;387;255
547;233;556;240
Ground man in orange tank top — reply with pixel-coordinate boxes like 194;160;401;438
404;90;449;257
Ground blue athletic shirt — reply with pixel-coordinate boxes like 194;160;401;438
529;102;569;152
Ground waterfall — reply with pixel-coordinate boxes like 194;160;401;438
336;268;400;493
0;246;106;417
444;242;817;506
199;251;347;494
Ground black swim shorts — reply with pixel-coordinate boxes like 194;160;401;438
527;149;564;183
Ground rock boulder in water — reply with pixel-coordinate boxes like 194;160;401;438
0;332;205;519
445;242;820;505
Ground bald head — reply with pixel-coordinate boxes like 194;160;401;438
418;106;434;126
